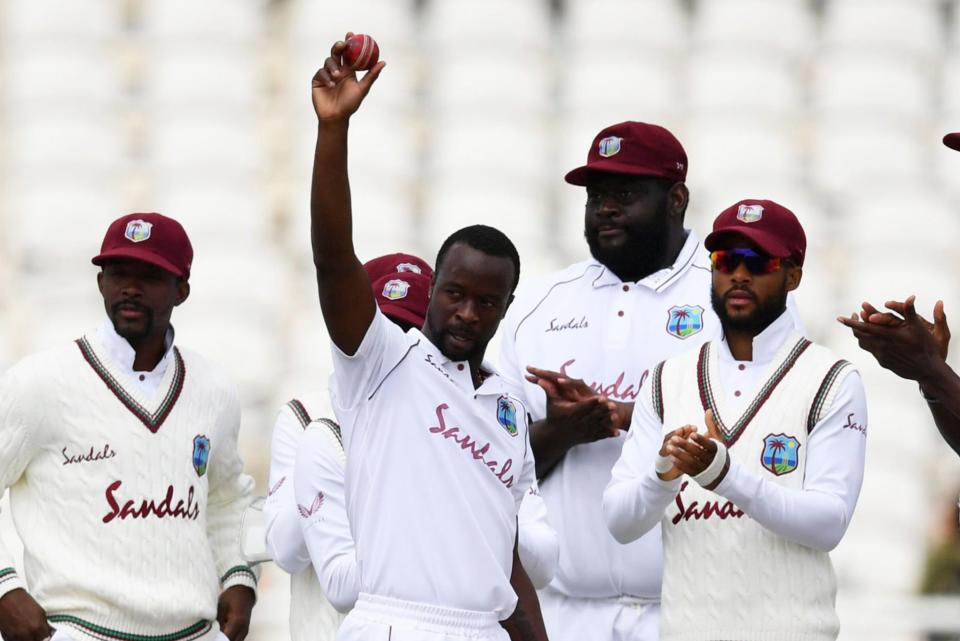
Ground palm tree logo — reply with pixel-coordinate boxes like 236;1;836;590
762;433;800;476
667;305;704;339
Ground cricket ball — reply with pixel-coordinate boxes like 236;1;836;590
343;34;379;71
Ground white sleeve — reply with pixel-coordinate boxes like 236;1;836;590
263;406;310;573
0;360;48;598
517;483;558;589
206;383;258;593
329;309;411;413
294;424;360;613
710;371;867;552
602;386;681;544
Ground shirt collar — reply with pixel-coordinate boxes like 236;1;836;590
409;328;508;395
96;318;175;374
719;309;796;365
591;229;701;290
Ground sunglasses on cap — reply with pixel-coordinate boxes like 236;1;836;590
709;248;782;275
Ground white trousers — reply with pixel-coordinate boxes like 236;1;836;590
538;588;659;641
337;594;508;641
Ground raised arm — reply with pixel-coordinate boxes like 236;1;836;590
310;36;386;355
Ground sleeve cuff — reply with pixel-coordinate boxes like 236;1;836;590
0;567;26;600
692;439;729;491
220;565;259;594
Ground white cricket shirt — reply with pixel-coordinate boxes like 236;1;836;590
498;230;716;599
330;309;536;619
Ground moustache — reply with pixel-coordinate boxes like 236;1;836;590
723;286;757;301
112;301;150;315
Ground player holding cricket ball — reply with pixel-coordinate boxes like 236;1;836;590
308;36;548;641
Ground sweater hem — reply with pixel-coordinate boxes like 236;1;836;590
48;616;212;641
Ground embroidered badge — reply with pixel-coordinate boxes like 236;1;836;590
396;263;422;274
666;305;704;339
124;220;153;243
192;435;210;477
761;433;800;476
497;396;519;437
598;136;622;158
298;492;325;518
736;204;764;223
382;279;410;301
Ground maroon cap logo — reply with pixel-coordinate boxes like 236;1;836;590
124;220;153;243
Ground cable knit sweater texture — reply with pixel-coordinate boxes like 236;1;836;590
0;331;256;641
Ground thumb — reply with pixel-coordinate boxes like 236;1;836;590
934;299;951;359
704;409;722;441
358;60;386;94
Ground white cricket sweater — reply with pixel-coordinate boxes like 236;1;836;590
264;395;345;641
656;331;857;641
0;328;257;641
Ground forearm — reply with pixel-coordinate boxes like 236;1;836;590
315;553;361;613
602;469;678;544
502;549;549;641
713;463;851;551
310;121;358;272
919;360;960;455
530;420;573;479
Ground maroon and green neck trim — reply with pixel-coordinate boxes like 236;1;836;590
76;337;186;434
286;399;312;429
697;337;811;447
0;567;17;585
807;360;852;433
47;616;210;641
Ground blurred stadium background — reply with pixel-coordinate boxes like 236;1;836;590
2;0;960;638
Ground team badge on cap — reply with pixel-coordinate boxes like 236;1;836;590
736;204;764;223
396;263;422;274
382;279;410;301
761;433;800;476
497;396;519;437
666;305;704;339
124;220;153;243
597;136;623;158
192;434;210;477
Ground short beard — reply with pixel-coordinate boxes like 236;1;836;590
711;281;788;335
110;303;155;345
584;198;672;281
426;315;488;364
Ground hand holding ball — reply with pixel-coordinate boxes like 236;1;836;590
342;34;379;71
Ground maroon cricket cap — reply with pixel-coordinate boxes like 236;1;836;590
92;213;194;278
363;253;433;282
565;121;688;186
705;199;807;266
943;132;960;151
371;272;431;328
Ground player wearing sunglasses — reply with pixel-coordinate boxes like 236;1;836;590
603;199;868;640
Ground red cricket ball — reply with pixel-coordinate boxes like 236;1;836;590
343;34;380;72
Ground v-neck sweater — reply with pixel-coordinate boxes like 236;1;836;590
0;329;257;641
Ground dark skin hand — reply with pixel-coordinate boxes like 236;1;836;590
838;296;960;456
660;411;723;478
525;366;627;479
0;589;53;641
217;585;256;641
501;534;549;641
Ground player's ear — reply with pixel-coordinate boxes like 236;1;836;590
175;279;190;306
96;270;105;294
502;293;515;318
785;264;802;292
668;182;689;219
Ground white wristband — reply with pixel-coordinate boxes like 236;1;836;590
655;453;674;475
692;439;729;490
